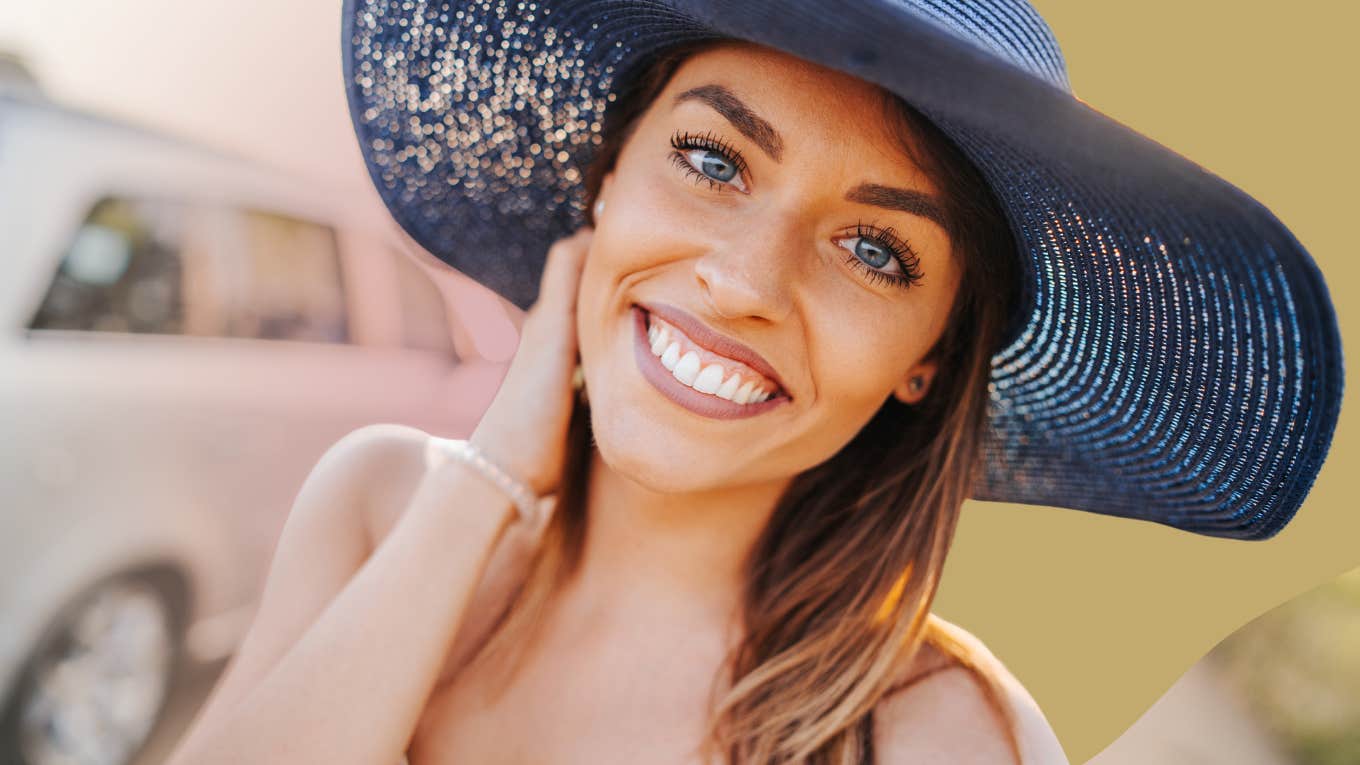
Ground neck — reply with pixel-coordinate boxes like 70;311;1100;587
562;446;792;625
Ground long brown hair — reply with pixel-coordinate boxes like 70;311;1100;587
466;38;1025;763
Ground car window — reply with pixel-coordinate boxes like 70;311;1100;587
27;197;350;345
217;209;349;344
391;247;457;358
28;196;186;334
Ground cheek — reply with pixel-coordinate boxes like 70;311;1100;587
575;171;694;350
806;302;926;409
595;159;718;268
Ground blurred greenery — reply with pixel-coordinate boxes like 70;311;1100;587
1212;567;1360;765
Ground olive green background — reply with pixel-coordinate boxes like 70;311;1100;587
933;2;1356;761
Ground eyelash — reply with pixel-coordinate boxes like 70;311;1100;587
668;129;925;290
668;129;750;192
844;221;925;289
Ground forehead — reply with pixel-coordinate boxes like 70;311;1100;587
658;41;931;182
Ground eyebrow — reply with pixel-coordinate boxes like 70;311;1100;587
673;84;785;161
672;83;948;228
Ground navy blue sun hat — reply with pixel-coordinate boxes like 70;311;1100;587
342;0;1343;540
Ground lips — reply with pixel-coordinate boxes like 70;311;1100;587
635;301;790;399
631;304;790;420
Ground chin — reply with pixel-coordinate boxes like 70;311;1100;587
586;396;728;494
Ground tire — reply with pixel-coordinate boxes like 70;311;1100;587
0;567;187;765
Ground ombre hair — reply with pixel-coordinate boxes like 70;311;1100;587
463;38;1025;764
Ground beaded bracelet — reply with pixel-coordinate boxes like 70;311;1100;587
424;436;547;528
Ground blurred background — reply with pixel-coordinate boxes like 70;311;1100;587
0;4;522;763
1;1;1355;764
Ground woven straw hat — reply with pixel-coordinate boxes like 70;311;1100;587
341;0;1343;539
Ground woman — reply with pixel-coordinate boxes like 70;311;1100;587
168;0;1343;763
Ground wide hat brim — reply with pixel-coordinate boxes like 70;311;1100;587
342;0;1343;539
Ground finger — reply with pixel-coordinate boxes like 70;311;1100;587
534;226;593;316
542;227;592;302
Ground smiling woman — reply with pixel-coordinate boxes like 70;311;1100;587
458;38;1037;763
165;0;1342;764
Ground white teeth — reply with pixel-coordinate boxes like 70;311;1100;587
660;341;681;371
673;351;701;385
716;373;742;401
693;363;725;394
734;380;756;404
650;325;669;355
647;316;782;405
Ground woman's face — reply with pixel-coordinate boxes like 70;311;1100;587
576;41;961;494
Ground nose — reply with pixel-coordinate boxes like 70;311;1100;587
693;214;801;323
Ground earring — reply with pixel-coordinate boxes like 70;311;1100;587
593;198;605;218
908;375;923;393
572;362;589;404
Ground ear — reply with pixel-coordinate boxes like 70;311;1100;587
598;171;615;208
892;358;939;405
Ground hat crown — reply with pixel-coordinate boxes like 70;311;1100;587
895;0;1071;91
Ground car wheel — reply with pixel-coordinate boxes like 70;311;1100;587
1;569;186;765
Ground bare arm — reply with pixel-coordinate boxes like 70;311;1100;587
166;223;593;764
165;423;518;765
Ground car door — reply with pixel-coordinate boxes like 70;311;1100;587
14;195;469;620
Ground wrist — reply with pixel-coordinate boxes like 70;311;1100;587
436;433;546;526
432;457;521;534
467;427;553;497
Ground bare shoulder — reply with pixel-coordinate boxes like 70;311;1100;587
874;615;1069;765
339;423;441;545
303;423;428;533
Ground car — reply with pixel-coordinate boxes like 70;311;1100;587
0;89;517;765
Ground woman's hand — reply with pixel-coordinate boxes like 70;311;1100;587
469;225;593;497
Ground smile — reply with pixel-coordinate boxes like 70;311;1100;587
631;304;790;420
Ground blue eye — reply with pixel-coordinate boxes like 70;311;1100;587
669;130;750;193
851;238;893;269
835;223;926;291
692;150;738;183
